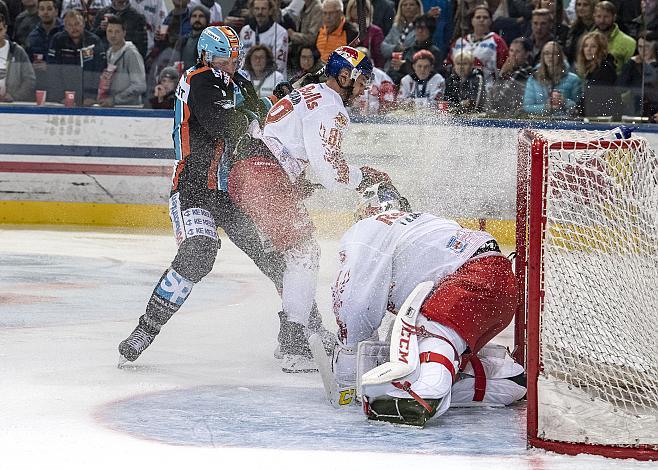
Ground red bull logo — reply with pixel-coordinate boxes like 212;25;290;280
336;46;363;66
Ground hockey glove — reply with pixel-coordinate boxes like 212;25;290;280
364;396;441;427
357;166;391;193
273;81;293;100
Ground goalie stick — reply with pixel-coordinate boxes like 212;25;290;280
308;333;340;408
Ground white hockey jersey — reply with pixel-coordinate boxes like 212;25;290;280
240;69;285;98
397;73;445;102
333;211;494;328
132;0;168;53
260;82;363;190
240;23;288;77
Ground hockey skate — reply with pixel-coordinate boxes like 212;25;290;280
118;323;157;367
278;314;317;373
274;309;336;361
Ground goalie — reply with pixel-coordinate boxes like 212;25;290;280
330;182;526;426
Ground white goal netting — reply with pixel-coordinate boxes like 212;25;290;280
521;129;658;449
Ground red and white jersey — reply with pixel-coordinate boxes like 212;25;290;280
261;83;363;190
333;211;494;329
451;32;508;82
132;0;168;53
397;73;445;102
240;23;289;77
354;67;396;114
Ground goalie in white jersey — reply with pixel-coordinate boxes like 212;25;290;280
228;46;391;372
331;183;526;426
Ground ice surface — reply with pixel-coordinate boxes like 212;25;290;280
1;228;656;469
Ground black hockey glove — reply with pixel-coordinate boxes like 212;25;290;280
273;81;293;99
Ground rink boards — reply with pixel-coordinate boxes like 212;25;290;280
3;107;658;244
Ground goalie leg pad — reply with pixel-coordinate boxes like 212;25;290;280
364;396;442;427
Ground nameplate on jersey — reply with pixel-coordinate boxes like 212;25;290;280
175;76;190;103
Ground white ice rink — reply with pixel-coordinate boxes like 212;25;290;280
1;227;655;470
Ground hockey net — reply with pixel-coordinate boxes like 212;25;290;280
515;128;658;460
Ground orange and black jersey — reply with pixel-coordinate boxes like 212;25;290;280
172;65;267;192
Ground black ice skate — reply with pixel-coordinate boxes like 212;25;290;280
118;324;157;367
278;313;317;373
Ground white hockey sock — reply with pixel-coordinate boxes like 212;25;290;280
282;238;320;326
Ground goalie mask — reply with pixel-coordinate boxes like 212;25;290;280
355;182;411;221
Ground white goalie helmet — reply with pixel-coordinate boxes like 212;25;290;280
355;182;411;221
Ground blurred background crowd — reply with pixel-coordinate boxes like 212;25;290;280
0;0;656;121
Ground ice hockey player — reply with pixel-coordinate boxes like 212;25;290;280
227;46;392;373
331;182;526;426
118;26;292;365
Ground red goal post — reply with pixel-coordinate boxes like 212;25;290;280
515;128;658;460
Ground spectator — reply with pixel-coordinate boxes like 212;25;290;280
13;0;39;45
3;0;21;26
452;0;479;40
240;0;288;76
397;49;445;106
372;0;395;37
353;45;396;114
315;0;357;62
535;0;568;44
148;64;177;109
594;1;636;74
47;9;106;105
618;36;658;119
387;14;442;85
611;0;641;36
93;0;148;58
527;8;554;65
381;0;423;66
241;44;284;97
523;41;582;116
174;3;208;70
286;0;321;51
189;0;221;24
162;0;191;46
488;36;534;116
130;0;167;56
96;14;146;106
420;0;452;52
345;0;384;68
491;0;533;44
575;30;620;117
0;12;35;101
629;0;658;41
228;0;248;19
565;0;597;62
444;50;486;113
450;5;509;86
60;0;110;28
289;43;322;83
24;0;62;90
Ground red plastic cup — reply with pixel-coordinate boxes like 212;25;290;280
35;89;47;105
437;100;449;112
392;51;403;61
64;90;76;107
174;61;184;75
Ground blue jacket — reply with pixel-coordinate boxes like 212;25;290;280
523;72;582;116
24;19;63;60
421;0;453;52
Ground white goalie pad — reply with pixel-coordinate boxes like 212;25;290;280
360;281;434;387
356;340;389;400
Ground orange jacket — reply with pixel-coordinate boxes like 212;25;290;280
315;18;359;62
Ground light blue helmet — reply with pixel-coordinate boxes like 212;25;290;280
196;26;242;64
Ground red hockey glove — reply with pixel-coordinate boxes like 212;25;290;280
357;166;391;193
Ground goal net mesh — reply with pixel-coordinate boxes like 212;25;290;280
523;129;658;447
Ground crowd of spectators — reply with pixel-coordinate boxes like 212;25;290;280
0;0;657;121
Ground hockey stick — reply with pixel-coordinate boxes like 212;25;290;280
308;333;340;408
356;0;367;46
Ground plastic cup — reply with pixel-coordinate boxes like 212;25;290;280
174;61;184;75
392;51;403;61
35;90;47;105
64;90;76;107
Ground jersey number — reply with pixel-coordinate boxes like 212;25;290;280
265;98;293;125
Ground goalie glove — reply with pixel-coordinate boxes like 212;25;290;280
356;166;391;193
